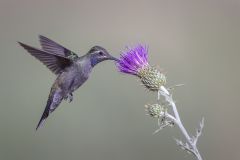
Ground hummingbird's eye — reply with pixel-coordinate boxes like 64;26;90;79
98;51;104;56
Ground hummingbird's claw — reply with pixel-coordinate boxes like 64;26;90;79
68;93;73;103
64;93;73;103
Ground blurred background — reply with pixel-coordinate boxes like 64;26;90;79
0;0;239;160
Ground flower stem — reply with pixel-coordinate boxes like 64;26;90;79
159;86;203;160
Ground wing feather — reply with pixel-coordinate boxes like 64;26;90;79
39;35;78;59
19;42;72;74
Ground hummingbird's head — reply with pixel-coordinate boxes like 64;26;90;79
88;46;118;67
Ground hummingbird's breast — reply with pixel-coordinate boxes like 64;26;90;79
56;59;92;96
75;57;93;80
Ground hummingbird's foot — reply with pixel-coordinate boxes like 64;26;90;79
68;93;73;103
64;93;73;103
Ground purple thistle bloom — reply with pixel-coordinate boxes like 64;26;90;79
116;45;149;76
116;44;166;91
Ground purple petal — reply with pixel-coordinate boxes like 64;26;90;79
116;44;149;75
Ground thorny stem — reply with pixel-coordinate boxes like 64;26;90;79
158;86;203;160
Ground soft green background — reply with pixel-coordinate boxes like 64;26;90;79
0;0;239;160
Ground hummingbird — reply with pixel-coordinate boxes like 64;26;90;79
18;35;118;130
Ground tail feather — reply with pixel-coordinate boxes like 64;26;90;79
36;97;52;130
36;88;63;130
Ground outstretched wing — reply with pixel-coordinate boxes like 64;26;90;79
19;42;72;75
39;35;78;59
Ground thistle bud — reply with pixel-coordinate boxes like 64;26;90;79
145;104;164;118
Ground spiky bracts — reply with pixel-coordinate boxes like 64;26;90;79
138;66;166;91
145;104;165;118
116;44;166;91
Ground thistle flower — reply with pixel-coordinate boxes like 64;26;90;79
116;44;166;91
116;45;203;160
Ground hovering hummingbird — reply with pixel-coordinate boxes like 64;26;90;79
18;35;118;130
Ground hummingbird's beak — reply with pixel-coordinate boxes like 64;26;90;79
109;56;119;62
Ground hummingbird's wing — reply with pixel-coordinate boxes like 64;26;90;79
19;42;73;74
39;35;78;59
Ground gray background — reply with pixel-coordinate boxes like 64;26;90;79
0;0;239;160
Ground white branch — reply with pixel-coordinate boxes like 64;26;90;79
175;139;195;155
158;86;203;160
193;117;204;146
153;120;173;135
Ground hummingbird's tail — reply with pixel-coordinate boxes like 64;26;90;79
36;87;63;130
